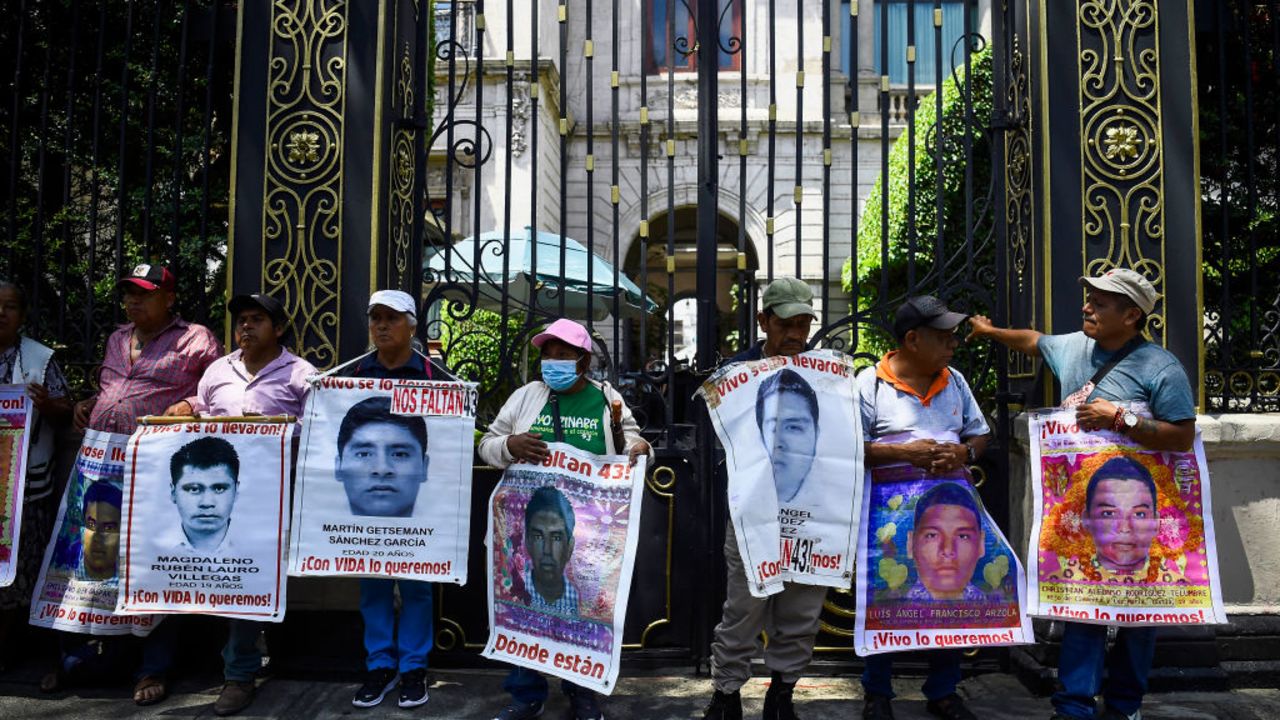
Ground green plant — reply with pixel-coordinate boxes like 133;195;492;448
841;46;995;399
438;302;534;421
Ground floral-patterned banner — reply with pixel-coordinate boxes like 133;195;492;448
1027;409;1226;626
482;443;646;695
853;434;1032;655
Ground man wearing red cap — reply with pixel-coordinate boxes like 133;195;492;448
56;264;221;706
479;318;652;720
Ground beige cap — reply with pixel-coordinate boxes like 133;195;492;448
1079;268;1158;314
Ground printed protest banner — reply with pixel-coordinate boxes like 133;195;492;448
697;350;863;597
116;419;292;621
288;376;476;583
482;443;645;694
1028;409;1226;626
854;446;1032;655
29;430;155;635
0;385;33;587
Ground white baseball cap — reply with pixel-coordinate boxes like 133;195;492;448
367;289;417;319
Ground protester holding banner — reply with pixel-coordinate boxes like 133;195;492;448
151;292;314;716
855;296;991;720
335;289;438;710
969;268;1197;720
43;264;221;705
702;277;833;720
478;318;651;720
0;281;73;668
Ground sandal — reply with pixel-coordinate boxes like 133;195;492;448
133;675;168;706
39;669;64;694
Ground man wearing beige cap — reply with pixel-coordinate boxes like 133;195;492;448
968;267;1195;720
702;277;828;720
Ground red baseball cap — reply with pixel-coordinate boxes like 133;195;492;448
117;264;176;292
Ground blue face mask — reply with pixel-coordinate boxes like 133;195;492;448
541;359;581;391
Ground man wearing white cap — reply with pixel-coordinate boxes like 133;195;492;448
479;318;651;720
340;290;439;710
968;268;1195;720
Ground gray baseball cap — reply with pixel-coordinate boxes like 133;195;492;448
761;277;817;320
1079;268;1157;314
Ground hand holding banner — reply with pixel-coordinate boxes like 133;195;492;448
1027;409;1226;626
116;419;293;621
482;443;645;694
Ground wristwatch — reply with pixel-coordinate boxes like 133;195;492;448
965;442;977;463
1121;409;1140;432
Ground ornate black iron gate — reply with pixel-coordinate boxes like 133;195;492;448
1;0;1025;670
414;0;1017;666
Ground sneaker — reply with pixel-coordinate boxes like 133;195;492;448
494;700;545;720
762;672;798;720
702;689;742;720
862;694;895;720
351;668;398;708
398;668;429;708
925;693;977;720
565;686;605;720
1098;707;1142;720
213;680;255;716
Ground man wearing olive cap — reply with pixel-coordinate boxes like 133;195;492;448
703;277;833;720
969;268;1195;720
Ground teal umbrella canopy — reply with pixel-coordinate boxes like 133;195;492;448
424;227;657;320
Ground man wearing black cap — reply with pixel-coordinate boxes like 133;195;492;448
162;293;316;716
856;295;990;720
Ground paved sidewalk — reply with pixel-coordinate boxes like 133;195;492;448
1;668;1276;719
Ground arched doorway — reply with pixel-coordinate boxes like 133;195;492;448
622;207;760;370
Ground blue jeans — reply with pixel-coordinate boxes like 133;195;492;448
1051;622;1157;719
223;620;264;681
861;650;962;701
503;665;593;705
359;578;434;673
138;617;177;679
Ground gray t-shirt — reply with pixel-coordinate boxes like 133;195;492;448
856;363;990;442
1036;331;1196;422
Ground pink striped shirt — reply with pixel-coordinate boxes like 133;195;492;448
89;317;223;434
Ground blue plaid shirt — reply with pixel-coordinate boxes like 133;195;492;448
524;566;580;617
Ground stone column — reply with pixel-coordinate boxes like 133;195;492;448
855;0;877;112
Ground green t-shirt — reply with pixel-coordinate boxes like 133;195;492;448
528;384;608;455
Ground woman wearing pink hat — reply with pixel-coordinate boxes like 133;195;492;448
478;318;652;720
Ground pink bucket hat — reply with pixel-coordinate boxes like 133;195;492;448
532;318;594;354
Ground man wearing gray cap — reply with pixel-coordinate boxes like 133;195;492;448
702;277;829;720
968;268;1195;720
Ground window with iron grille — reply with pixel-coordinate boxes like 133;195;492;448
644;0;742;74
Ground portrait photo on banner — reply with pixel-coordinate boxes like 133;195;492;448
289;379;475;583
1029;409;1226;625
29;430;155;635
484;443;644;694
116;421;291;620
700;350;862;594
858;464;1026;637
490;467;629;647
